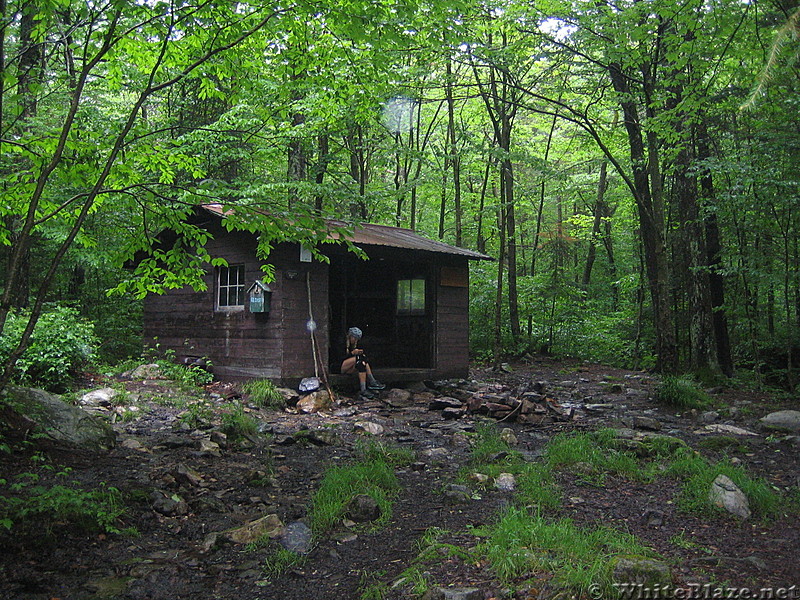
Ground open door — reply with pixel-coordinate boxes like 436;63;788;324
328;253;433;373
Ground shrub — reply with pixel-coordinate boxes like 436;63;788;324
0;306;99;392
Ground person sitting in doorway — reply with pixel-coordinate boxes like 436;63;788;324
341;327;385;398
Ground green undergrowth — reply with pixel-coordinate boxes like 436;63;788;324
447;424;792;598
394;527;474;598
665;453;785;518
654;375;713;410
261;547;307;580
477;506;655;595
0;470;130;535
242;378;285;410
309;443;402;535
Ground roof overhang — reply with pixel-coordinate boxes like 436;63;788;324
200;204;492;261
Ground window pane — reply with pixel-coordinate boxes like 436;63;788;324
218;265;245;308
411;279;425;311
397;278;425;314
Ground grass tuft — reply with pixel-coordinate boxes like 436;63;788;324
309;458;399;534
242;379;285;410
654;376;711;410
480;506;655;595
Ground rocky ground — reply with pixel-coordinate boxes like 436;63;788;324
1;356;799;600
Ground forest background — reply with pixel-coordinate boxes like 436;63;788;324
1;0;799;395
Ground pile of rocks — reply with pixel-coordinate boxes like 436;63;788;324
427;379;573;424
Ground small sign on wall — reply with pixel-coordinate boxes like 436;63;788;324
300;245;312;262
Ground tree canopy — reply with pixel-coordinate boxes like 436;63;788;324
2;0;799;390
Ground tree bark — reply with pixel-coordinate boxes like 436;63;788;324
607;62;678;373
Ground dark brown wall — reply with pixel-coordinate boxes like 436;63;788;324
434;262;470;379
143;220;474;383
143;228;328;382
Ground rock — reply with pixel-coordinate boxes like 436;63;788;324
79;387;119;408
355;421;385;435
631;416;662;431
709;474;751;519
423;587;483;600
210;430;228;448
173;463;204;487
280;521;313;554
225;514;284;544
150;490;188;517
441;407;465;420
332;406;359;418
585;403;615;412
346;494;382;522
297;429;343;446
451;431;473;447
443;484;472;504
383;388;415;408
6;386;116;451
126;363;164;380
759;410;800;433
500;427;518;446
296;390;331;413
421;447;449;462
429;396;463;411
641;508;665;527
494;473;516;492
120;438;149;453
696;424;758;436
197;438;221;457
699;410;720;424
610;555;671;588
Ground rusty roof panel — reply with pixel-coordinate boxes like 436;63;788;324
326;220;491;260
202;204;491;260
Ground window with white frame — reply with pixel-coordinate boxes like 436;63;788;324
396;278;426;314
217;264;245;310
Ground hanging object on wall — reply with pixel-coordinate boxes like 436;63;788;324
247;281;272;314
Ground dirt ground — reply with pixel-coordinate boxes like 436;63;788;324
1;356;798;600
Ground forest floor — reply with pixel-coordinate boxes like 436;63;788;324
1;356;799;600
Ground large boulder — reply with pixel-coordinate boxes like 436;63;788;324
709;474;751;519
5;386;116;451
759;410;800;433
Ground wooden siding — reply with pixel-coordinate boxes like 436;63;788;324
143;215;475;384
143;226;329;381
434;262;471;379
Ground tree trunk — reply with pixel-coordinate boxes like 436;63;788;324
697;120;734;376
674;143;719;375
607;62;677;373
446;58;463;246
582;160;608;287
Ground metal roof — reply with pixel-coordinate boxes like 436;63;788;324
202;204;491;260
325;220;491;260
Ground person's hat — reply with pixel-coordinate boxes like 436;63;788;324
347;327;363;339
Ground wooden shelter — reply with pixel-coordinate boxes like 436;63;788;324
142;205;491;386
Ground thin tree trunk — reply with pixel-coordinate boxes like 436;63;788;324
476;159;492;254
697;120;734;376
493;185;507;370
446;58;462;246
582;160;608;287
